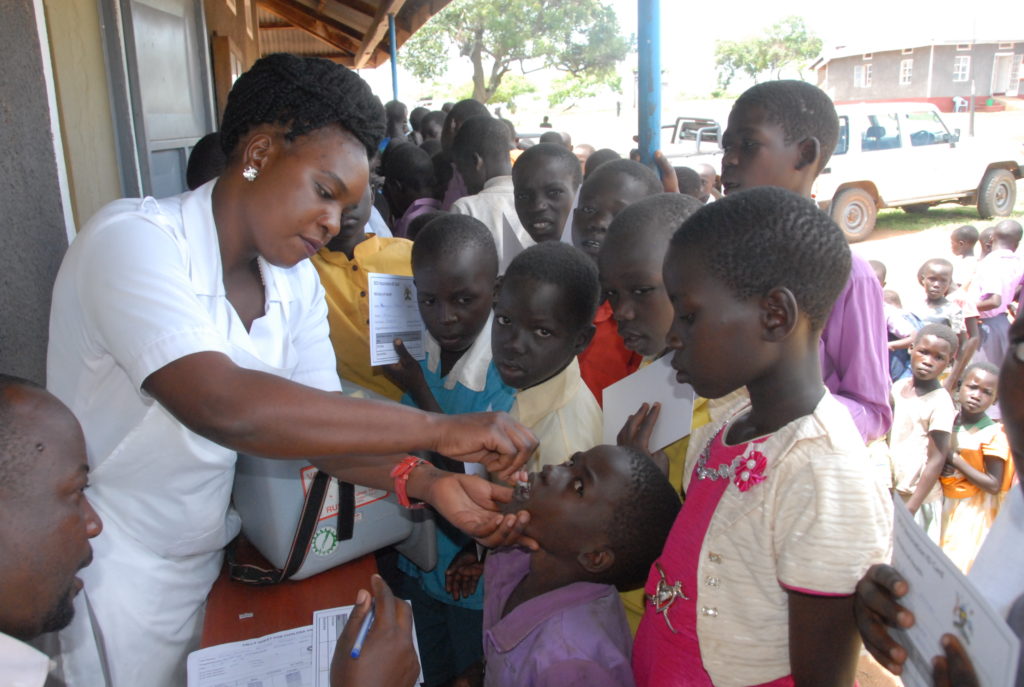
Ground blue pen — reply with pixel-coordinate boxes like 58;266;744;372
349;603;376;659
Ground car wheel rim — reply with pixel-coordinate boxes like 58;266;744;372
995;182;1009;212
845;204;865;232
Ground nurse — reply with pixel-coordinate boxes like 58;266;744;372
46;54;536;687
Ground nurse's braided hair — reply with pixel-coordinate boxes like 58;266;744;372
219;53;385;160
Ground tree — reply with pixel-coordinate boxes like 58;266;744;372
400;0;628;104
714;16;823;89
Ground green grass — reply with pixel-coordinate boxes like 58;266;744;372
875;192;1024;234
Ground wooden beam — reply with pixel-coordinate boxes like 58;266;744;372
257;0;362;55
353;0;408;69
317;0;374;35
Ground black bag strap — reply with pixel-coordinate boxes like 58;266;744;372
228;470;355;585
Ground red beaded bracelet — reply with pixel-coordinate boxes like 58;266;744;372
390;456;428;509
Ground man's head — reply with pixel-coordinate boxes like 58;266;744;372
506;445;680;590
381;142;438;219
979;226;996;257
910;324;958;382
452;115;513;195
721;80;839;197
412;215;499;355
538;130;572;149
599;193;703;357
583;148;622;180
0;376;102;641
419;111;446;143
950;224;978;257
440;99;490;150
869;259;887;287
384;100;409;139
492;243;599;390
512;143;582;244
674;166;703;200
572;159;662;263
696;163;717;203
409;106;429;134
995;219;1023;251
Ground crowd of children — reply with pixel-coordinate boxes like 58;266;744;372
82;55;1023;686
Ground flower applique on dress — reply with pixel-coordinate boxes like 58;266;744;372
731;444;767;492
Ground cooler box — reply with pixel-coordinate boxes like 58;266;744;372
233;454;416;580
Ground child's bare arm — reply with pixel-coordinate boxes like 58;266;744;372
788;591;860;686
906;430;951;513
888;335;913;350
948;452;1005;494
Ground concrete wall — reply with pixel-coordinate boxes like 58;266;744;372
825;42;1023;106
0;1;71;384
204;0;261;121
43;0;122;229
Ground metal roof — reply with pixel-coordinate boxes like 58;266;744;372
257;0;452;69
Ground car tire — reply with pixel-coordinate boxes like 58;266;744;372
830;188;877;242
977;168;1016;218
902;203;930;214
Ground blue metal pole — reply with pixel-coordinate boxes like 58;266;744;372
637;0;660;167
389;13;399;101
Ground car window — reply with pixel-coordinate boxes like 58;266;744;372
860;113;901;152
833;115;849;156
904;111;951;146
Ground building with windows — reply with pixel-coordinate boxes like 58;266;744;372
812;40;1023;111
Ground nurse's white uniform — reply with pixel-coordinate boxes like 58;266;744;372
47;180;341;686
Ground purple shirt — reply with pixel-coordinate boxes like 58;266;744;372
975;249;1024;319
483;548;635;687
392;197;442;239
820;253;892;442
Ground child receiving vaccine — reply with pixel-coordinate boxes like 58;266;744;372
492;242;603;471
383;214;514;687
632;187;892;687
482;444;681;686
940;361;1013;572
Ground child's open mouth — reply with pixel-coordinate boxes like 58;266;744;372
513;472;535;501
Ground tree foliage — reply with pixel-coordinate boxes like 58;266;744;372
400;0;629;104
714;16;823;90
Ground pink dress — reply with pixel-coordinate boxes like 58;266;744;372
632;427;792;687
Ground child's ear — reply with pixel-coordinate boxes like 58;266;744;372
473;152;485;175
794;136;821;171
760;287;799;341
573;323;597;354
577;547;615;576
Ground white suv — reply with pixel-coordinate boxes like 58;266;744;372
815;103;1022;241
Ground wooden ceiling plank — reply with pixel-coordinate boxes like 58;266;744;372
258;0;361;55
352;0;408;69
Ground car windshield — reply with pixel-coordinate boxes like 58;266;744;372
904;111;952;146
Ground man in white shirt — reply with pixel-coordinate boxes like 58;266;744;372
0;375;103;687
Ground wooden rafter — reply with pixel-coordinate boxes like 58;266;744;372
258;0;363;56
352;0;408;69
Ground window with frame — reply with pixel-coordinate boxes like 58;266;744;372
902;47;914;55
900;59;913;85
998;42;1013;50
854;63;873;88
953;55;971;82
863;53;873;60
904;111;951;146
956;43;971;51
860;113;901;152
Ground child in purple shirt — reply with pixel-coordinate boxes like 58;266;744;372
476;445;680;686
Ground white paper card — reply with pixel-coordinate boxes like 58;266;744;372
187;625;314;687
312;605;424;687
602;356;695;451
367;273;425;366
891;495;1020;686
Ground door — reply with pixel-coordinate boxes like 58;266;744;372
992;54;1013;95
1009;54;1023;97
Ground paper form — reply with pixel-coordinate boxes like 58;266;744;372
602;355;695;451
367;273;425;366
186;625;313;687
312;605;424;687
891;495;1020;686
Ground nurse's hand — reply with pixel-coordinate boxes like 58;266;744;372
330;575;419;687
426;473;538;550
853;563;914;675
430;412;537;482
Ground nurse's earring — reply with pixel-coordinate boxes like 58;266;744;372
242;165;259;182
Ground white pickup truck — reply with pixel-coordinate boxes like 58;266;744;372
663;103;1022;242
816;103;1022;241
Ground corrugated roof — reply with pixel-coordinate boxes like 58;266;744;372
256;0;452;68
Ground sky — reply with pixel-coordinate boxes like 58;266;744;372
359;0;1024;104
